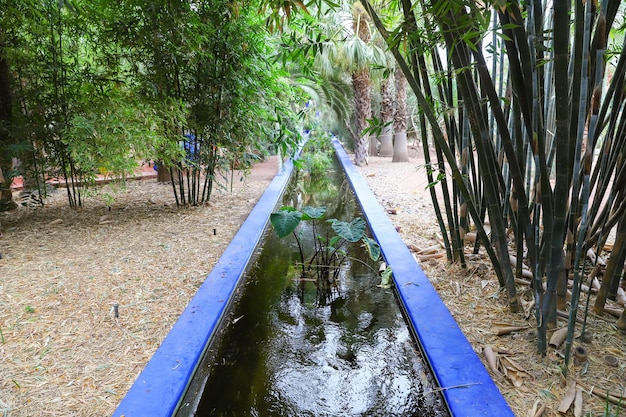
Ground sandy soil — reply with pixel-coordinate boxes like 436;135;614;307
0;151;625;417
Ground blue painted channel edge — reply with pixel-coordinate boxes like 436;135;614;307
332;138;515;417
111;156;297;417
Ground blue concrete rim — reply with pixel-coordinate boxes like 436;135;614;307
111;155;297;417
332;138;514;417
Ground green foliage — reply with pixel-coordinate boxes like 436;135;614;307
296;131;335;176
1;0;305;209
270;205;391;300
271;205;373;250
379;266;393;289
63;92;179;183
363;116;393;137
600;394;622;417
330;217;366;243
362;236;381;263
301;205;327;220
270;207;306;238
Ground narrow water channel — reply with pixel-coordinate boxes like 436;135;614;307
176;155;447;416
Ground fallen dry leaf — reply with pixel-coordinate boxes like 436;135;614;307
406;243;421;252
558;380;577;413
549;327;568;348
520;297;535;319
417;244;440;255
482;345;500;376
528;399;545;417
417;252;444;262
574;388;583;417
493;322;530;336
616;288;626;306
500;356;530;388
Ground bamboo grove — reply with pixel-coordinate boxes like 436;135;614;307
362;0;626;366
0;0;303;210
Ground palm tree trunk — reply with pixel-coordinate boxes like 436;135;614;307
392;68;409;162
351;6;372;167
378;76;393;156
352;69;371;166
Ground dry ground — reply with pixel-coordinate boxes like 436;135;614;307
0;151;625;417
0;159;277;417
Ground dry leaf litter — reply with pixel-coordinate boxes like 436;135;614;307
0;159;277;417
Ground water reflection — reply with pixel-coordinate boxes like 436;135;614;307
178;156;446;417
265;274;429;416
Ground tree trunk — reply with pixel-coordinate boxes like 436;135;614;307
379;124;393;156
352;69;371;166
369;134;378;156
392;131;409;162
351;6;372;167
392;68;409;162
379;76;394;157
157;163;172;182
0;38;16;212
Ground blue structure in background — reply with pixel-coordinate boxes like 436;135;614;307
153;134;199;171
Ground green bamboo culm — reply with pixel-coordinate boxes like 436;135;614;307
361;0;626;360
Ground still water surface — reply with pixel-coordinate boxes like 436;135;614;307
178;159;446;417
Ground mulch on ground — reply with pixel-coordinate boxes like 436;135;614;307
0;159;277;417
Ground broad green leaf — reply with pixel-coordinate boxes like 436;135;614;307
301;206;326;220
270;210;302;238
362;236;381;261
331;217;366;242
329;235;341;247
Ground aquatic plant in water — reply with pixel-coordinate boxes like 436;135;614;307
270;205;392;305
